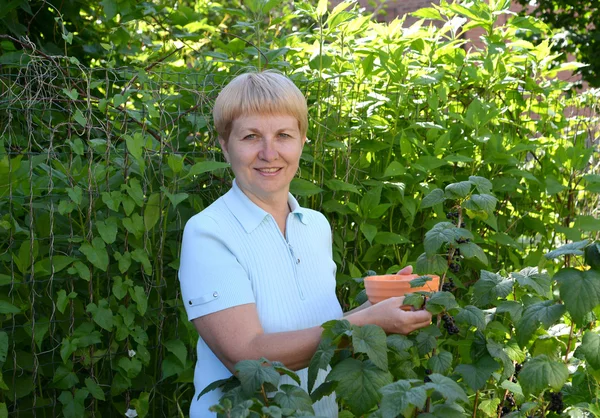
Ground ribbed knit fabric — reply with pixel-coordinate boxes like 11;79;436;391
179;180;343;417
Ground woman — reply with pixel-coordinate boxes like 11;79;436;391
178;71;432;417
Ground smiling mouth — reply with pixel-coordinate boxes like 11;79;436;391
256;168;282;174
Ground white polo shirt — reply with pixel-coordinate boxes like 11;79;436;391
179;180;343;417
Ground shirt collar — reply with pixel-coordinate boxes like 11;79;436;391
223;179;309;234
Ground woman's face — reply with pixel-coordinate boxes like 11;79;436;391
220;113;305;206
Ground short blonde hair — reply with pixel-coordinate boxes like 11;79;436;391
213;71;308;142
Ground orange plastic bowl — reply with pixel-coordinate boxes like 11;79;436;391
364;274;440;305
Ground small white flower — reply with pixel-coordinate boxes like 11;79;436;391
125;408;138;418
128;349;136;358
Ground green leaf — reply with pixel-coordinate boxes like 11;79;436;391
486;339;515;380
352;324;388;371
421;189;445;209
426;291;458;314
428;351;453;374
188;161;229;177
144;193;161;230
519;355;569;395
515;301;566;347
235;359;280;396
327;358;393;417
445;181;472;198
457;242;488;265
455;354;499;391
471;270;513;307
0;332;8;363
374;231;409;245
290;178;323;197
0;301;20;314
580;331;600;370
545;240;589;259
308;340;335;392
479;398;501;417
316;0;328;17
79;238;109;271
360;223;377;244
122;214;144;239
273;385;314;413
160;186;188;209
468;194;497;213
86;300;114;331
164;339;188;366
131;392;150;418
455;305;486;331
382;161;405;177
324;179;361;194
131;249;152;275
415;252;448;275
129;285;148;316
496;300;523;322
101;191;122;212
96;217;118;244
416;326;441;355
585;242;600;270
512;268;551;297
469;176;493;194
73;110;87;128
67;186;83;205
60;338;78;363
424;222;457;255
555;268;600;324
380;380;427;417
100;0;118;20
423;373;468;403
84;378;105;401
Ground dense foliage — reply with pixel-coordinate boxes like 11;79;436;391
514;0;600;87
0;0;599;417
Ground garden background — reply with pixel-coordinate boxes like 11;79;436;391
1;0;599;417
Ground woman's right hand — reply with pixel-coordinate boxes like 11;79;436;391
350;296;432;335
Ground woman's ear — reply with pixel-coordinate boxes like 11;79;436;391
218;137;229;162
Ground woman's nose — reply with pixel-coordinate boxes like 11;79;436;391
258;139;279;161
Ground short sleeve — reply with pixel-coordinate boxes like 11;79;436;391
178;214;255;321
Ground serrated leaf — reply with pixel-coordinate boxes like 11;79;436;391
469;194;497;213
271;361;301;386
471;270;513;307
456;354;499;391
424;222;457;255
455;305;486;330
428;351;452;374
555;268;600;324
386;334;414;353
308;339;335;392
545;240;590;259
415;252;448;275
519;355;568;395
515;301;566;347
512;268;551;297
426;291;458;314
380;380;427;417
479;398;501;417
445;181;472;198
580;331;600;370
235;359;280;396
352;324;388;371
421;188;445;209
496;300;523;321
458;242;488;265
486;339;514;379
273;385;314;413
423;373;468;403
327;358;392;417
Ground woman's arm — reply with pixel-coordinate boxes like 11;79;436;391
194;296;431;373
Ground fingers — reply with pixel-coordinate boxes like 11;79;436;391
396;265;413;275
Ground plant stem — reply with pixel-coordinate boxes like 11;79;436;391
564;321;576;363
472;390;479;418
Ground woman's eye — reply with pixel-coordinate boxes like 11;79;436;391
243;134;257;140
278;133;291;138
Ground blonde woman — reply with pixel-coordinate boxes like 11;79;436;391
178;71;432;417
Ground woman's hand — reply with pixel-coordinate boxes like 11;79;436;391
361;296;432;334
396;265;413;275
